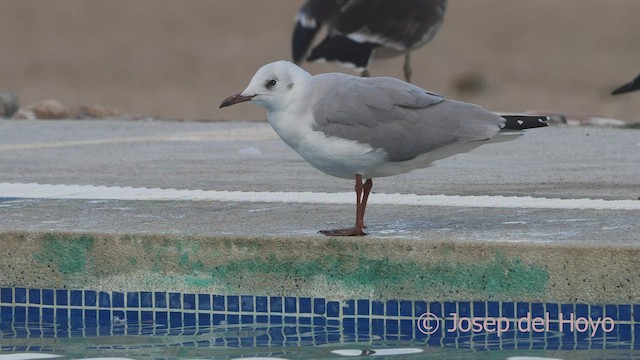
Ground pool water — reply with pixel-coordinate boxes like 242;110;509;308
2;321;640;360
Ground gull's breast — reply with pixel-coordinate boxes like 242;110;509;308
295;131;389;179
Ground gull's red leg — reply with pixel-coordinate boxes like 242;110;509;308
319;174;367;236
360;179;373;229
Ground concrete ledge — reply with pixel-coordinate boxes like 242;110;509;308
2;231;638;304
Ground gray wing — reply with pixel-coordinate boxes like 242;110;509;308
311;74;504;162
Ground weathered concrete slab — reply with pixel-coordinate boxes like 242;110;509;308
0;119;638;303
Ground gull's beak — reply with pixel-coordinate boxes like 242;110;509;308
219;93;256;108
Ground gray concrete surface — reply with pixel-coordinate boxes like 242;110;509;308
0;119;639;244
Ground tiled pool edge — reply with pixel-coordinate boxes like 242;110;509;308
0;287;638;351
2;231;640;351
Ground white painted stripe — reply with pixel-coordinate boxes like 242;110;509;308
1;182;639;210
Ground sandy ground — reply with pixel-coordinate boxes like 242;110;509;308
1;0;639;122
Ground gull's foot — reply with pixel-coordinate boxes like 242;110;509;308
319;227;366;237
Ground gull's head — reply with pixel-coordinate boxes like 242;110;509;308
220;61;311;112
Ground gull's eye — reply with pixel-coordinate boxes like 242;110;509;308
265;79;277;89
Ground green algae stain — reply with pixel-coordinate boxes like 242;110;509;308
208;251;548;297
33;234;95;275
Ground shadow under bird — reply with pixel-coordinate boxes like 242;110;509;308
612;73;640;95
220;61;548;236
292;0;447;82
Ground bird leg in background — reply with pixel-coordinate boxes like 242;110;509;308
403;51;413;83
319;174;370;236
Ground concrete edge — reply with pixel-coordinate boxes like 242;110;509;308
1;231;638;304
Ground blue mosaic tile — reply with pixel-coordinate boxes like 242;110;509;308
619;304;631;321
400;301;412;317
256;315;268;324
141;311;153;323
299;297;311;314
213;313;225;325
27;307;39;323
169;293;182;309
98;292;110;308
386;300;398;317
312;298;324;315
256;296;268;312
487;301;499;317
516;302;529;318
42;307;54;323
285;316;296;324
501;302;514;318
361;300;378;316
227;314;239;325
197;294;211;310
213;295;225;311
70;290;82;306
227;295;240;312
69;309;83;324
55;308;68;323
531;303;544;318
618;324;632;341
313;316;326;326
184;293;196;310
385;319;399;335
112;292;124;308
125;310;138;323
83;290;96;307
139;292;152;308
169;311;182;327
28;289;41;304
269;315;282;324
357;299;370;316
154;292;166;308
546;303;559;319
590;304;603;319
458;302;471;317
634;304;640;323
429;302;442;317
185;312;196;326
98;309;110;325
473;301;486;317
241;314;254;324
326;301;340;318
284;297;297;313
576;303;588;318
414;301;427;318
14;288;26;303
126;292;139;308
399;319;413;336
240;295;253;312
55;290;68;306
42;289;54;305
269;296;282;313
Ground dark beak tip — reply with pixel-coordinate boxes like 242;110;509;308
220;93;255;109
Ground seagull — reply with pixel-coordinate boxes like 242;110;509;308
612;73;640;95
292;0;448;82
220;61;547;236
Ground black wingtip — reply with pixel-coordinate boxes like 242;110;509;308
611;74;640;96
307;35;377;69
292;21;320;64
501;115;549;130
